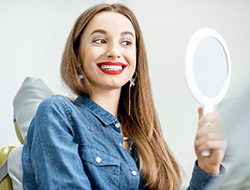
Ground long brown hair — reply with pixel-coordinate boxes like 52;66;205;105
61;3;181;189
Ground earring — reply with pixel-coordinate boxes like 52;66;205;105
79;74;84;81
129;72;137;87
129;77;136;87
128;72;137;115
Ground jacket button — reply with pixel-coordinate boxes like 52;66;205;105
96;157;102;163
115;123;121;128
131;170;137;176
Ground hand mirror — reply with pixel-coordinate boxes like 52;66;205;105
185;28;231;156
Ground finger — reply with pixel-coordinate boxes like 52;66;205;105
198;107;203;120
195;134;223;149
195;133;224;149
197;122;212;134
196;122;220;138
195;123;223;147
198;112;219;128
195;135;225;152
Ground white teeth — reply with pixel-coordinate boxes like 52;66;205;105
100;65;122;70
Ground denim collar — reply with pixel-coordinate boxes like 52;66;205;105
74;96;118;126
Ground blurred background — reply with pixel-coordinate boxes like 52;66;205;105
1;0;250;180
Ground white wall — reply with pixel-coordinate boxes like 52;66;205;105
1;0;250;180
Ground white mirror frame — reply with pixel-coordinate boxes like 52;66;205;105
185;28;231;156
185;27;232;114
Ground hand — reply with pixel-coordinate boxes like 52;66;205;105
194;107;226;175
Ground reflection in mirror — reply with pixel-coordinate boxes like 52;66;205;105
193;37;228;98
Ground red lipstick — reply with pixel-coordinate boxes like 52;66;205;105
97;62;127;75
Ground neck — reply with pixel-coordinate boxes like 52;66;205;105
90;88;121;117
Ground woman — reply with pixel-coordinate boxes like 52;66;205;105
22;3;225;190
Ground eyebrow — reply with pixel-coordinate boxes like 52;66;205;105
90;29;134;38
90;29;107;36
121;31;134;38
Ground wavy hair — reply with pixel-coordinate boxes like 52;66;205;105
61;3;181;189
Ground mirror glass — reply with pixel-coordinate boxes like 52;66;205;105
193;37;228;98
185;28;231;113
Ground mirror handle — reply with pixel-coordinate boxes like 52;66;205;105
201;104;214;156
203;104;213;115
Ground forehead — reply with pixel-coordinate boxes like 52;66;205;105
84;11;135;36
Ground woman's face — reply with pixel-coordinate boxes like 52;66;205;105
78;11;136;93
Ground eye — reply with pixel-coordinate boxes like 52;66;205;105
93;38;106;44
121;40;132;47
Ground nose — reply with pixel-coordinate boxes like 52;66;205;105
106;42;121;58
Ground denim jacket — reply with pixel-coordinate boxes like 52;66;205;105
22;95;222;189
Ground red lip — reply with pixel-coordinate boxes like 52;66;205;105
97;61;127;75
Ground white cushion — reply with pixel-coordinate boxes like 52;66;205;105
13;77;54;143
10;77;54;190
7;146;22;190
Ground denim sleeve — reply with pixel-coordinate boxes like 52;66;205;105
22;95;92;189
187;161;225;190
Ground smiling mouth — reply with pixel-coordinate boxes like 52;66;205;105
97;62;127;74
100;65;123;71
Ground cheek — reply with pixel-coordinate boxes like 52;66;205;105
129;52;137;71
79;48;99;68
126;49;136;65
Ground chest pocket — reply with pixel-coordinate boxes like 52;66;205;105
80;145;121;189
